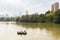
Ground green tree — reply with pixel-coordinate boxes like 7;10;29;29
39;14;46;23
46;13;54;22
54;9;60;23
16;16;21;22
45;10;50;15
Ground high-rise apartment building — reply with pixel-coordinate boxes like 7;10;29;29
51;2;59;12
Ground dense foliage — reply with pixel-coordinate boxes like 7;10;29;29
54;9;60;23
16;9;60;23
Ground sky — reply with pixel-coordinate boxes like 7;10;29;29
0;0;60;17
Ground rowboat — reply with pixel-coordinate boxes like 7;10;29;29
17;31;27;35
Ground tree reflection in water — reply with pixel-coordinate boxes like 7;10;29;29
16;22;60;40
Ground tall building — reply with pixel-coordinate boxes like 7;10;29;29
26;10;28;15
51;2;59;12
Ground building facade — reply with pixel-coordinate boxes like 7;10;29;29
51;2;59;12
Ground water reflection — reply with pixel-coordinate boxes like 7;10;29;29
16;22;40;29
0;22;60;40
16;22;60;40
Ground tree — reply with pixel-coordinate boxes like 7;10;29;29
16;16;21;22
54;9;60;23
39;14;46;23
30;14;39;22
46;13;54;22
45;10;50;15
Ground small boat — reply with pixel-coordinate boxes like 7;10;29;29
17;31;27;35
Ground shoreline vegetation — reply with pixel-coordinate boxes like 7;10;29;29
16;9;60;24
0;9;60;24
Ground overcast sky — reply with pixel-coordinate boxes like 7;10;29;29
0;0;60;17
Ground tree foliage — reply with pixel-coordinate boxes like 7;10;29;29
16;9;60;23
54;9;60;23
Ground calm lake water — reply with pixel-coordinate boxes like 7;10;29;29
0;22;60;40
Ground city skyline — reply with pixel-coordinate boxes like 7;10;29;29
0;0;60;17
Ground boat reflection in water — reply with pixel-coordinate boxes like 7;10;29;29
17;30;27;35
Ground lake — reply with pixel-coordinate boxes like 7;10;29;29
0;21;60;40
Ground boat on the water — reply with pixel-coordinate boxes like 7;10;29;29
17;31;27;35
